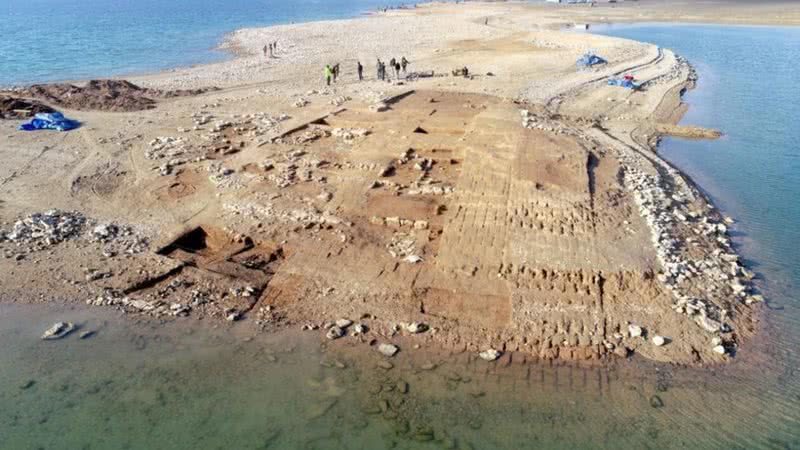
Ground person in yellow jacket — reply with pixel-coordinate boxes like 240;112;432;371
324;65;333;86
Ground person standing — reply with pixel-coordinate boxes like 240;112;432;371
401;56;409;74
324;65;333;86
394;61;401;79
389;58;397;78
357;61;364;81
263;45;268;59
332;63;340;83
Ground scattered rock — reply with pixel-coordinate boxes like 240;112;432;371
377;360;394;370
335;319;353;328
652;335;667;346
79;330;95;339
478;349;501;361
405;322;428;334
650;395;665;408
712;345;726;355
628;324;643;338
326;326;345;340
378;343;399;357
41;322;76;340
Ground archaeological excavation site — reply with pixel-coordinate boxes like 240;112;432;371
0;8;763;368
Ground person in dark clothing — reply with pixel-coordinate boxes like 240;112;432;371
332;63;340;83
394;61;401;79
263;45;268;58
357;61;364;81
376;59;382;80
401;56;409;73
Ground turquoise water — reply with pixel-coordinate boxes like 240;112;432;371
0;0;401;87
596;24;800;345
596;24;800;296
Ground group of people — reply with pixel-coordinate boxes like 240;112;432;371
263;41;278;58
376;56;409;81
323;57;409;86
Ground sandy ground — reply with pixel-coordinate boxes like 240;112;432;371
0;1;775;365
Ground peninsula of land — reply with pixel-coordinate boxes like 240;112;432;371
1;0;785;365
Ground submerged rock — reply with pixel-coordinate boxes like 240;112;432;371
650;395;665;408
41;322;76;340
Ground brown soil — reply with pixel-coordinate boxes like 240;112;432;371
21;79;217;112
0;95;55;119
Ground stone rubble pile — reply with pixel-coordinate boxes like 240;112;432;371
387;232;417;259
90;223;149;255
0;210;86;247
332;127;370;141
616;146;754;354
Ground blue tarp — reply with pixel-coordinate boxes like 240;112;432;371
577;52;607;68
607;78;639;90
19;112;80;132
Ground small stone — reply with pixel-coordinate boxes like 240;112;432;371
652;335;667;346
326;326;345;340
712;345;726;355
41;322;76;340
478;349;501;361
20;380;36;390
377;361;394;370
378;343;399;357
79;330;95;339
226;312;240;322
396;381;409;394
650;395;664;408
335;319;353;328
628;324;643;338
406;322;428;334
711;337;722;346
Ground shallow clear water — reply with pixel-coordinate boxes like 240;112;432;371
0;0;400;87
2;22;800;450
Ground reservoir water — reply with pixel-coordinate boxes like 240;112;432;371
0;0;397;87
1;22;800;450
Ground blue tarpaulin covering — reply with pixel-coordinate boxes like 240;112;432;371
607;78;639;90
19;112;80;132
576;52;607;68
